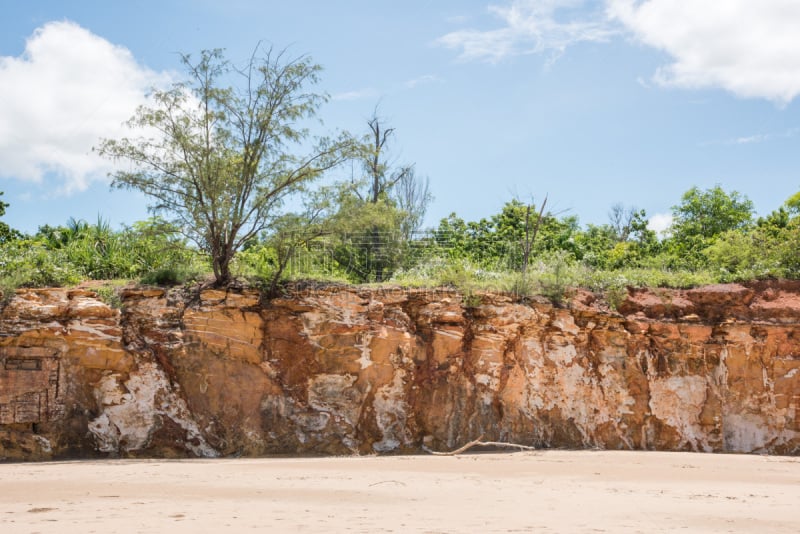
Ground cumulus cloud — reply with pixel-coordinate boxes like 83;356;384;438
441;1;800;103
608;0;800;104
436;0;615;63
0;21;172;192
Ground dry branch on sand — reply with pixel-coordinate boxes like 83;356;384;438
422;435;537;456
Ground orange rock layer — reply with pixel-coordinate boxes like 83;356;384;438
1;282;798;461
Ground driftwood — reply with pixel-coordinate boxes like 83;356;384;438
422;434;537;456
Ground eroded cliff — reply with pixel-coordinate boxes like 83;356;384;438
1;282;798;461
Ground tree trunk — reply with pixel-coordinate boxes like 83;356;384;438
212;249;233;286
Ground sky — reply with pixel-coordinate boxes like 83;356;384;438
2;0;800;235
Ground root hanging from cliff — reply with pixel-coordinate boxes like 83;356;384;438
422;434;537;456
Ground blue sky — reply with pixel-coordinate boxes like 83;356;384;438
2;0;800;235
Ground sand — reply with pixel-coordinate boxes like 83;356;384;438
0;450;798;533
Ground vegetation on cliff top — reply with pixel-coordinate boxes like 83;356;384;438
3;181;799;307
1;47;800;303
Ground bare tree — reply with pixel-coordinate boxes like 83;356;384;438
352;111;417;281
608;203;638;242
520;195;548;276
362;113;412;203
393;167;432;239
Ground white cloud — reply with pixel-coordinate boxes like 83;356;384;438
647;212;672;236
436;0;615;63
0;21;172;193
331;88;380;101
608;0;800;104
734;134;770;145
441;1;800;103
404;74;442;89
700;127;799;147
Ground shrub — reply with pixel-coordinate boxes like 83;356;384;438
534;251;575;305
0;240;81;291
140;266;201;286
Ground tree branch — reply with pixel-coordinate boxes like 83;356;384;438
422;435;537;456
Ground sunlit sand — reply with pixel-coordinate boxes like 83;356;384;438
1;450;798;533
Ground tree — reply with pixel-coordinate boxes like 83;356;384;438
432;199;577;270
98;47;354;285
328;182;406;282
0;191;21;244
785;190;800;215
360;113;409;281
519;196;547;276
670;185;754;241
260;188;337;294
362;113;413;204
393;167;432;240
330;112;428;282
705;216;800;280
574;204;658;269
664;185;754;270
608;203;643;242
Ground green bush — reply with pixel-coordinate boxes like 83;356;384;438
531;251;577;305
504;273;536;300
93;282;126;309
140;266;201;286
0;240;81;291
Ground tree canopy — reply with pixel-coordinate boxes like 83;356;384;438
0;191;21;245
670;185;754;242
98;47;354;285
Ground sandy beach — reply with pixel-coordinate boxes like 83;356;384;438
0;450;798;533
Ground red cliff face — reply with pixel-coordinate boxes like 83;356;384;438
1;282;798;461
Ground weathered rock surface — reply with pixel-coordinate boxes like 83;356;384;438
1;282;798;461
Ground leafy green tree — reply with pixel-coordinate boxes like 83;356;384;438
705;218;800;280
574;206;658;269
327;113;428;282
98;47;354;285
328;183;407;282
663;185;754;269
705;190;800;280
433;213;471;259
354;114;410;281
670;185;754;241
573;223;618;267
0;191;21;244
237;187;341;292
432;200;579;270
785;190;800;215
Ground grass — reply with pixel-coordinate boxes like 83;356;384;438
0;240;735;311
88;280;130;309
389;254;719;306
